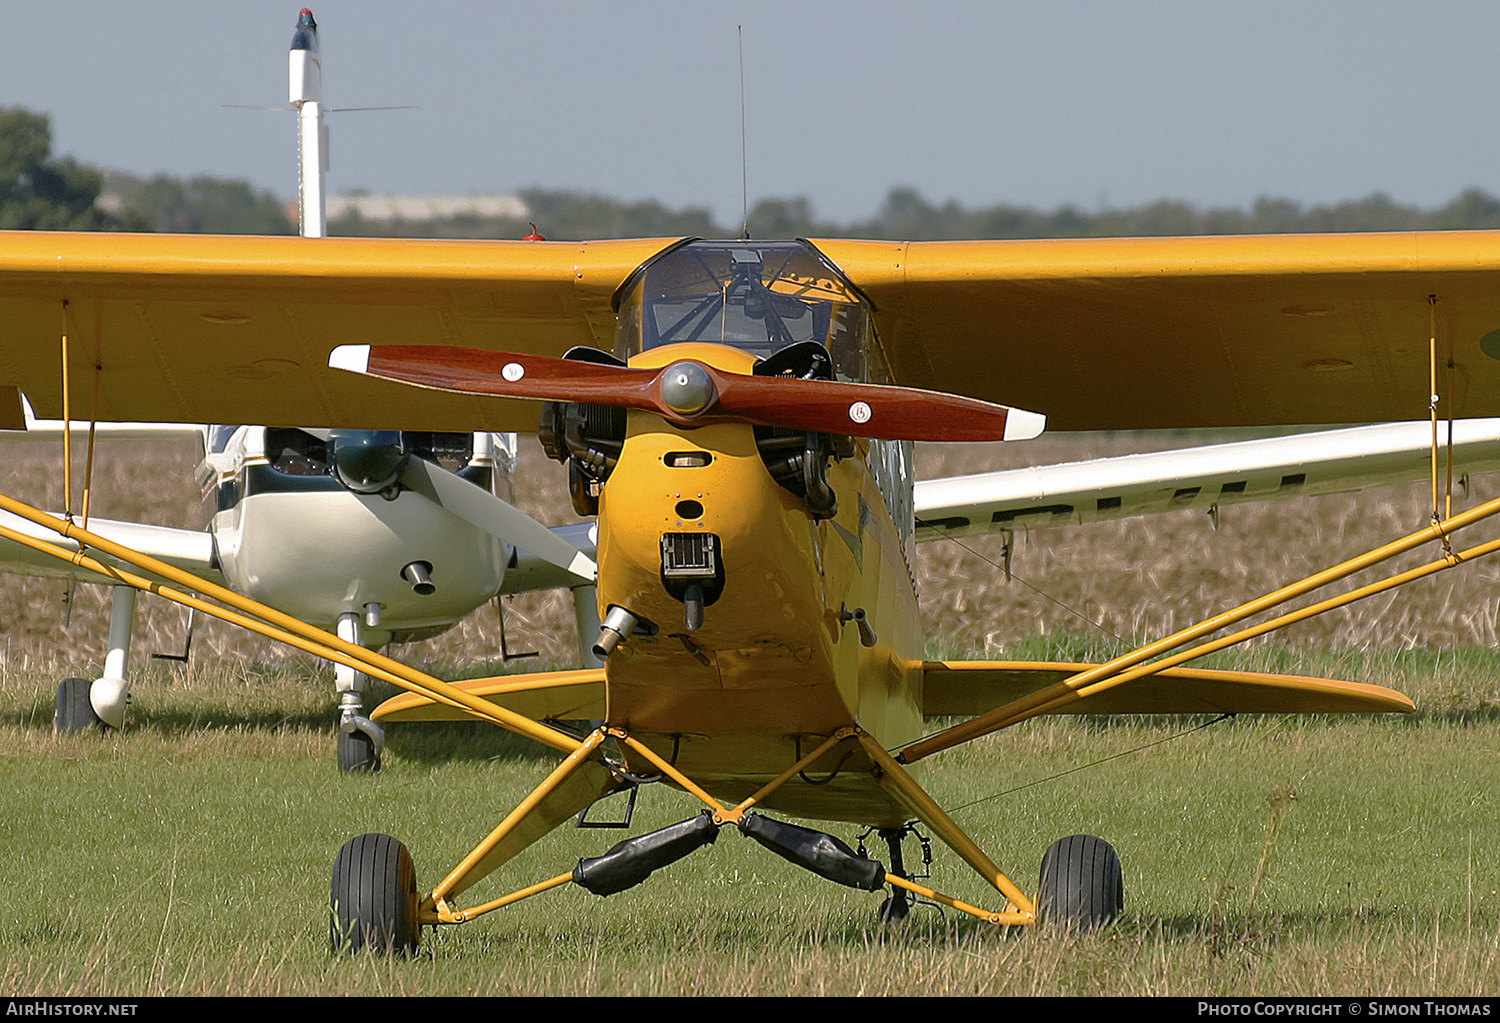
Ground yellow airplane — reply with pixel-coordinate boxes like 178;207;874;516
1;226;1499;951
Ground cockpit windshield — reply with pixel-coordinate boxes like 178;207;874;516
615;240;889;383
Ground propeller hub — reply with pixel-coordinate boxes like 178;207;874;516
659;362;717;417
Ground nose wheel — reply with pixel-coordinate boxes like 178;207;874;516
53;677;102;733
337;726;381;773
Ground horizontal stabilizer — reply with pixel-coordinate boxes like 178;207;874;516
371;667;605;722
922;659;1415;716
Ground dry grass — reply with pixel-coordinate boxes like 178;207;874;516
916;434;1500;656
3;431;1494;680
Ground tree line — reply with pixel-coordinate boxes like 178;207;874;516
5;106;1499;241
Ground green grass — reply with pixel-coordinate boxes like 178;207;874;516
4;651;1500;996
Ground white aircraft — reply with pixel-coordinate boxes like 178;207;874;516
0;8;602;772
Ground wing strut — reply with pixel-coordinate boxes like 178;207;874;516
897;490;1500;764
1429;294;1458;537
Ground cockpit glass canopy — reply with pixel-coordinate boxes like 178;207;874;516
615;240;887;383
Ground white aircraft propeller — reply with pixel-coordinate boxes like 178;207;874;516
396;457;596;584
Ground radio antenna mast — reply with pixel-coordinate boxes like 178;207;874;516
739;26;750;241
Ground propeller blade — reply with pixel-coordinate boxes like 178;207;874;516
398;458;596;583
331;344;654;404
329;345;1045;442
713;373;1046;442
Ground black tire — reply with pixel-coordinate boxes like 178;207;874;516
331;833;419;954
1037;834;1123;931
54;677;101;734
877;893;910;924
337;727;381;773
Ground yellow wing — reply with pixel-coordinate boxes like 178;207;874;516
3;229;1500;431
815;231;1500;429
0;231;674;431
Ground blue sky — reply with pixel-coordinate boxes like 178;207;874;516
4;2;1498;227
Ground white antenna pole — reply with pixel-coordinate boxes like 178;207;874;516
289;8;327;238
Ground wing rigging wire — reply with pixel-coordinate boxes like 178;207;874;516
943;713;1234;816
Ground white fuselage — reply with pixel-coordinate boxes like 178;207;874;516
205;425;510;644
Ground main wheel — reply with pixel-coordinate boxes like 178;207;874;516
1037;834;1122;931
54;677;101;734
331;833;419;954
337;728;381;773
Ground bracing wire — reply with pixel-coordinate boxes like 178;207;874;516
947;713;1233;816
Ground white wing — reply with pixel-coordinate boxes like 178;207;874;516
915;420;1500;540
0;396;207;443
0;511;223;587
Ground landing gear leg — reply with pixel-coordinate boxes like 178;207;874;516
335;611;385;773
877;828;912;924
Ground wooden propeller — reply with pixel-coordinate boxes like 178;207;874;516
328;345;1046;443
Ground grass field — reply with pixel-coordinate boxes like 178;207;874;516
3;435;1500;995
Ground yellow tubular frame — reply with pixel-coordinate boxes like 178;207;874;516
427;729;610;922
425;724;1033;928
721;728;858;824
856;732;1035;924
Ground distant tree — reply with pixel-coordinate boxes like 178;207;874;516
0;108;128;230
517;189;720;240
1433;188;1500;230
123;173;293;235
320;180;1500;243
745;196;835;239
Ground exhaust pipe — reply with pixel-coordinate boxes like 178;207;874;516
841;605;878;648
401;560;436;595
593;605;639;659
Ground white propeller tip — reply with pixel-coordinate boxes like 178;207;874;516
1003;407;1046;441
568;552;598;582
328;344;371;374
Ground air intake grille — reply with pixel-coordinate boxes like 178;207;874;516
660;533;718;579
